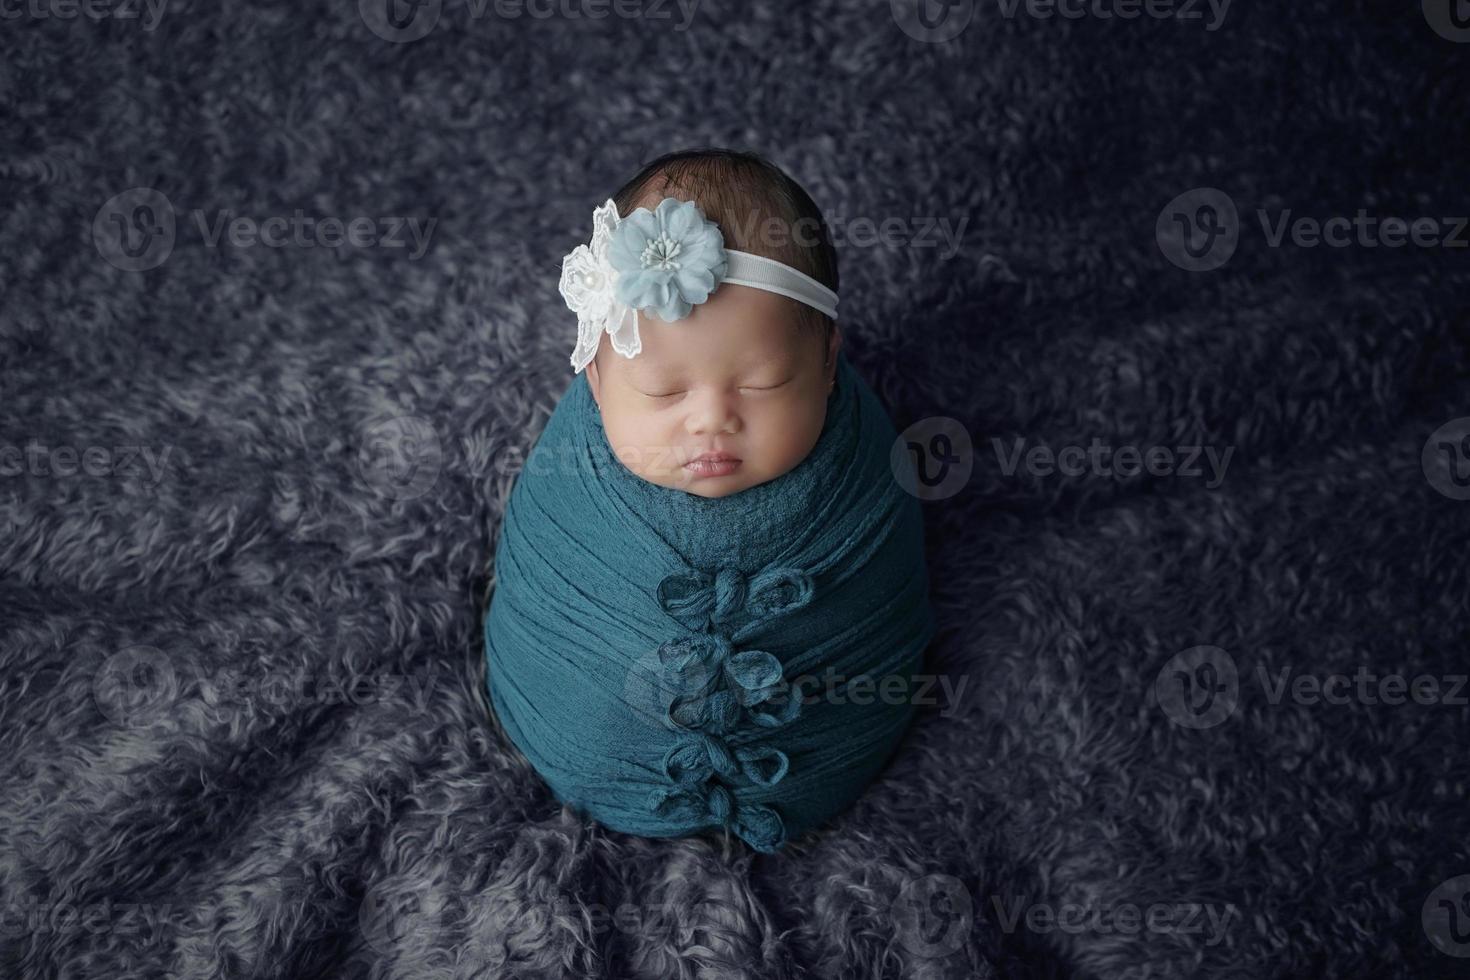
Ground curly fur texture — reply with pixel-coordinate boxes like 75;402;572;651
2;0;1468;977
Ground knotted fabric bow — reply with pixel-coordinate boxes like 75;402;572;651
642;564;816;852
656;566;817;631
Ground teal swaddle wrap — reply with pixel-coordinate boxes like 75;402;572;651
484;352;935;852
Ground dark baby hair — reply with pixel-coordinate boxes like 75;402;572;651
610;148;838;343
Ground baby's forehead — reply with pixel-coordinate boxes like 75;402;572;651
618;331;802;379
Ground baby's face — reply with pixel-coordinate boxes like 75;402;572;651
587;284;839;498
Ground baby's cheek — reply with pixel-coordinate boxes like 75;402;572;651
600;407;647;472
756;397;826;476
602;407;691;486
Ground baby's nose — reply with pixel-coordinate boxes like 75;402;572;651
685;389;741;436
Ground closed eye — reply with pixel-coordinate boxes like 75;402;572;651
635;378;790;397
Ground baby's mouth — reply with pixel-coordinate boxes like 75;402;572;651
683;451;742;478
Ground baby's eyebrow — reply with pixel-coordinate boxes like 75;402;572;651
624;362;681;388
738;350;798;374
623;349;797;388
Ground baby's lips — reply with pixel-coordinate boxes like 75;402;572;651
682;448;741;465
683;456;743;481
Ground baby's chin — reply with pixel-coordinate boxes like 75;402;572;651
679;478;751;499
650;470;755;498
640;463;776;498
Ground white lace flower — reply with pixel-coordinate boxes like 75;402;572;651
560;199;639;373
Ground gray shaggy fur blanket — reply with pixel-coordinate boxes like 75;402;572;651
2;1;1468;977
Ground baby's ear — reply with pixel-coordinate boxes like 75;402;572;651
586;355;603;406
825;325;843;382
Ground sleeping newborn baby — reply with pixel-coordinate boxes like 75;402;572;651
577;156;841;498
484;149;935;852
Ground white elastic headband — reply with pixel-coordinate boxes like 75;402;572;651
559;197;839;374
722;250;839;320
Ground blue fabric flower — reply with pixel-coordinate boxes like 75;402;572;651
607;198;728;322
